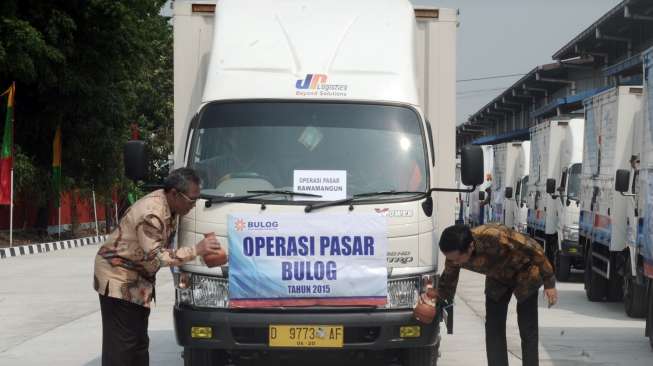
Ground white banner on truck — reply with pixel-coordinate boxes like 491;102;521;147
227;213;387;308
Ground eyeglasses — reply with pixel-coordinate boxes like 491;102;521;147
179;191;199;204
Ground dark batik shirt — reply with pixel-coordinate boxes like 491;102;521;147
438;224;555;303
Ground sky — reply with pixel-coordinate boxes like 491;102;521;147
411;0;621;125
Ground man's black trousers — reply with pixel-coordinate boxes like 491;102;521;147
99;294;151;366
485;290;539;366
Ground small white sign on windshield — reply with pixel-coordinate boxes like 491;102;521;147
293;170;347;201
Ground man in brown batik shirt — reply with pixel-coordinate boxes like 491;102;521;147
437;224;558;366
94;168;224;366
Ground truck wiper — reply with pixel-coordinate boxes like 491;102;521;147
247;190;323;198
201;192;273;208
202;190;322;208
304;191;425;213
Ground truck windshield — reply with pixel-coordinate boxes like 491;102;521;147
189;102;428;200
567;163;582;200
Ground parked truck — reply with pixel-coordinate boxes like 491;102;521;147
613;49;653;343
528;117;584;281
580;86;644;303
489;141;529;230
122;1;482;365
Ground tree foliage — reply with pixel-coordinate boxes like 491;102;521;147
0;0;172;207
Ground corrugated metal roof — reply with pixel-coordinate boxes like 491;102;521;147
552;0;628;60
531;86;611;118
471;128;530;145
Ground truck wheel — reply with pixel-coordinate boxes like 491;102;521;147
554;250;571;282
623;258;647;318
183;348;228;366
403;344;438;366
585;248;607;301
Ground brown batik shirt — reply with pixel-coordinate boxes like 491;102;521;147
93;189;197;308
438;224;555;303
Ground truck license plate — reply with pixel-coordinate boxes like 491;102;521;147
269;325;344;348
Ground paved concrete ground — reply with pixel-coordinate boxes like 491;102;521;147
0;244;651;365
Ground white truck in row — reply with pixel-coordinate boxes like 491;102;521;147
614;47;653;346
489;141;529;231
580;85;645;311
527;117;584;281
124;0;484;365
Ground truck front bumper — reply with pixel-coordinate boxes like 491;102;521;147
174;305;440;350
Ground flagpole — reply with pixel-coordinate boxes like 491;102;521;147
92;189;99;238
9;168;13;247
58;204;61;239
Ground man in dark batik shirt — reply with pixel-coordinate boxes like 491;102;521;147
437;224;558;366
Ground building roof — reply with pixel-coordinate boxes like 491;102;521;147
553;0;653;61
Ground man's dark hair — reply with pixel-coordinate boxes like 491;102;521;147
163;167;201;194
439;224;473;253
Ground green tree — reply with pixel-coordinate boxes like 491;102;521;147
0;0;173;231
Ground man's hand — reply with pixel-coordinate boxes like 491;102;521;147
196;235;222;256
544;288;558;307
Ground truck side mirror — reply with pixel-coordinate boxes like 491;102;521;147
546;179;556;195
479;191;486;201
504;187;513;199
124;140;148;181
614;169;630;193
460;145;484;186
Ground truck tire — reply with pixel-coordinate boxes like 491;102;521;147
403;344;438;366
623;257;647;318
183;348;228;366
554;249;571;282
585;248;607;302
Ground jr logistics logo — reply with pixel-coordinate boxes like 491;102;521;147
295;74;348;97
295;74;328;90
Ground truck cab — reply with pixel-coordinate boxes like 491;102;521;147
527;117;584;281
581;86;643;302
158;1;475;365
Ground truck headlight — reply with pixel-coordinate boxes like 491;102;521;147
174;273;229;308
384;277;420;309
562;226;579;242
192;275;229;308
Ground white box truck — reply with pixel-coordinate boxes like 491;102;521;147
467;145;493;226
528;117;584;281
580;86;643;302
490;141;529;229
505;141;530;233
613;49;653;339
122;1;482;365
